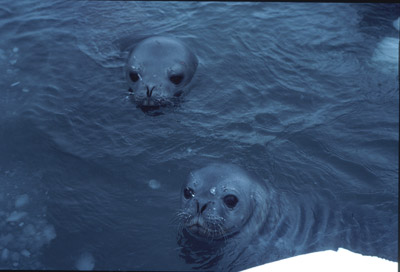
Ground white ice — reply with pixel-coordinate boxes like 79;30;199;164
371;17;400;74
241;248;397;272
75;252;95;271
372;37;399;65
42;225;56;242
6;211;27;222
0;181;56;269
20;249;30;257
15;194;29;208
393;17;399;31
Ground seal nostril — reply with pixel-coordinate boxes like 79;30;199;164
146;86;155;97
200;203;207;214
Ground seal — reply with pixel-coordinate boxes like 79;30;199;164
178;163;273;241
176;163;281;270
125;36;198;110
177;163;398;271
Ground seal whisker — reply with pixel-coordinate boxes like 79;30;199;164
171;210;190;225
216;222;228;243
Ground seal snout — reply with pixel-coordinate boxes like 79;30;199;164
146;86;155;97
196;200;211;214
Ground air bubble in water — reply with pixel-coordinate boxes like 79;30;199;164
148;179;161;190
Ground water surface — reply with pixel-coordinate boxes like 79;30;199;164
0;1;398;270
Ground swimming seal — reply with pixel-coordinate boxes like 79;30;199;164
178;163;271;240
177;163;397;270
125;36;198;110
177;163;280;270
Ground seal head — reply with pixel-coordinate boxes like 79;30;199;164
179;164;267;241
125;36;198;110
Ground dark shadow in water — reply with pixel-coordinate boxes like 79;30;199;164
177;229;225;271
138;105;165;116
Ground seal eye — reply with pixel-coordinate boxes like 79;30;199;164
129;71;139;82
223;195;238;209
183;187;195;199
170;74;184;85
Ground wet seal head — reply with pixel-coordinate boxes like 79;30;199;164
125;36;198;112
178;163;270;241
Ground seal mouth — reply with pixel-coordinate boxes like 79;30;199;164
140;98;164;107
188;223;206;232
187;223;214;238
128;87;183;108
187;224;205;233
134;96;180;111
185;217;230;240
128;89;182;116
137;98;170;111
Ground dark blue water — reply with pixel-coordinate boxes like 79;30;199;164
0;1;398;271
